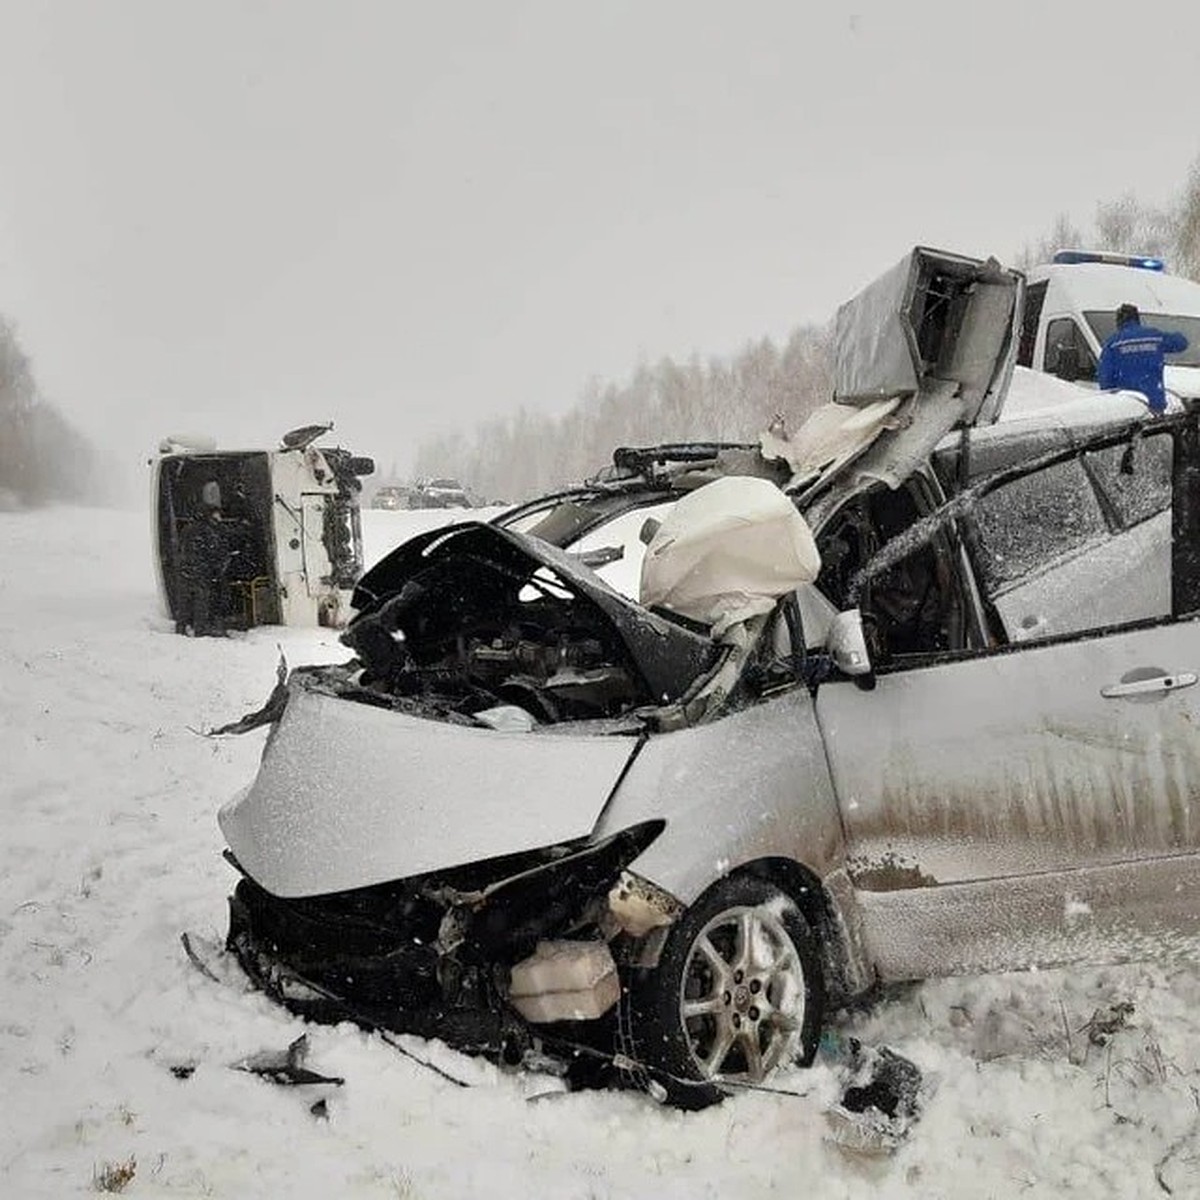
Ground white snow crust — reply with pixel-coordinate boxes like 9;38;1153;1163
2;506;1198;1198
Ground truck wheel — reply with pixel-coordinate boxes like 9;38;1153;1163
627;874;823;1109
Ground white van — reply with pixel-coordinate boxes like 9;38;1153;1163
1019;250;1200;401
152;424;374;630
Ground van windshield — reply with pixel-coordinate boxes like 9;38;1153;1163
1085;311;1200;367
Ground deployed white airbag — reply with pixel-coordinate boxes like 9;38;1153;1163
639;476;821;634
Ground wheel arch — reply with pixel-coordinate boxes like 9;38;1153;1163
719;856;873;1002
622;858;847;1107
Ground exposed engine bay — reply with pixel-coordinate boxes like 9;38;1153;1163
338;522;718;727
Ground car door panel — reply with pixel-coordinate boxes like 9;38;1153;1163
857;853;1200;981
816;618;1200;887
816;619;1200;976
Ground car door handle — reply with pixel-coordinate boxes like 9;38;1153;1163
1101;672;1198;699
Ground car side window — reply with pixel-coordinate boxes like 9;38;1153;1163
968;457;1107;592
1018;281;1048;368
1043;317;1097;383
816;482;975;664
1084;433;1174;530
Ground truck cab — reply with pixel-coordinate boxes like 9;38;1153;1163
1018;249;1200;401
153;423;374;630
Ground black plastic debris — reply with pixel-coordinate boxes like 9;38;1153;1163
841;1045;922;1120
232;1034;344;1087
822;1035;925;1154
205;652;289;737
181;931;221;982
1079;1001;1135;1047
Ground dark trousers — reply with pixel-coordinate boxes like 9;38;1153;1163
178;576;225;636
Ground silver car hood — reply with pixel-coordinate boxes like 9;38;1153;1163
219;681;640;897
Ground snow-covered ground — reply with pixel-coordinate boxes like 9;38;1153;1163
2;505;1199;1198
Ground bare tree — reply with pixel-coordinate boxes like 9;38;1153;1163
420;154;1200;507
1014;213;1086;270
1174;158;1200;282
1094;193;1174;259
1018;153;1200;283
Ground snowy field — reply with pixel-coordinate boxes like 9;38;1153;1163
2;505;1199;1199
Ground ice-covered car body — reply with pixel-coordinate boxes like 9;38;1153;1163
218;249;1200;1105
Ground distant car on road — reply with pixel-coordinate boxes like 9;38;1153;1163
411;477;470;509
371;486;412;511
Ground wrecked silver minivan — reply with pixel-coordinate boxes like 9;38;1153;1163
218;249;1200;1106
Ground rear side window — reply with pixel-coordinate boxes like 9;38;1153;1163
1084;433;1174;530
969;458;1107;590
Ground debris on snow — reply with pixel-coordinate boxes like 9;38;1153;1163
231;1034;345;1088
204;651;289;736
180;931;219;983
91;1155;136;1193
1080;1000;1136;1046
821;1035;926;1155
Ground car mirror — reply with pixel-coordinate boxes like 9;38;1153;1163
825;609;875;690
639;516;662;545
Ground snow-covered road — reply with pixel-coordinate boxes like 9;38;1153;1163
2;506;1198;1198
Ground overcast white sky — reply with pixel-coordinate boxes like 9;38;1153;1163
1;0;1199;481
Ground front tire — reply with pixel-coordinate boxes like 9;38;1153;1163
627;874;823;1109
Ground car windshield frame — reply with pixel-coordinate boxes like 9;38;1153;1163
1084;310;1200;367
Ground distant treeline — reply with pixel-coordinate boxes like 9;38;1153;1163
416;156;1200;503
416;327;835;503
1017;156;1200;278
0;315;99;508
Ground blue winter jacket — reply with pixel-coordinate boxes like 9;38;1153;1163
1096;321;1189;414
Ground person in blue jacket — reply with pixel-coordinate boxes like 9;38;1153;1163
1097;303;1189;414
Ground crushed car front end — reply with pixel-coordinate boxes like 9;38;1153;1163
216;492;839;1093
217;519;734;1066
224;814;672;1061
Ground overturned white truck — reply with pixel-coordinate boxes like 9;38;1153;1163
153;423;374;631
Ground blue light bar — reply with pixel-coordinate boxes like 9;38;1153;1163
1052;249;1166;271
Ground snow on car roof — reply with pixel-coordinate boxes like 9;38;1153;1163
1028;261;1200;315
996;366;1161;424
